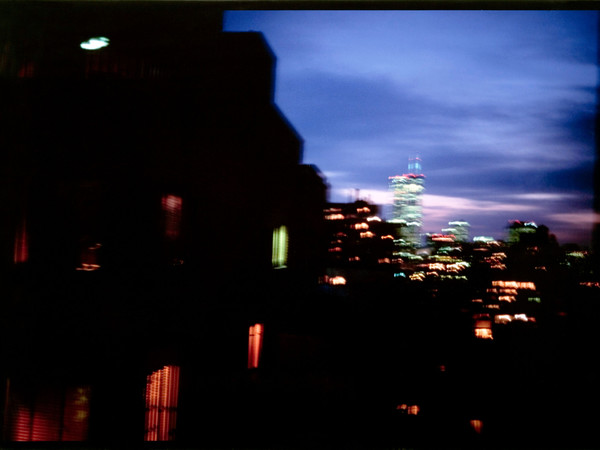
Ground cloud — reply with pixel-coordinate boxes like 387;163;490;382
510;192;582;201
226;10;598;244
423;194;535;214
548;211;600;227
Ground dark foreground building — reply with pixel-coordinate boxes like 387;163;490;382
0;2;327;446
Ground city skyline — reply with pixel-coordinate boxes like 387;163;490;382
224;9;599;246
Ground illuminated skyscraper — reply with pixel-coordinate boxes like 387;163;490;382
388;156;425;247
443;220;471;243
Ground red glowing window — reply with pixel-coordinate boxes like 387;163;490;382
248;323;264;369
144;365;180;441
13;219;29;264
161;195;182;240
6;384;90;442
396;404;420;415
470;419;483;434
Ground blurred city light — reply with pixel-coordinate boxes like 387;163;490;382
80;37;110;50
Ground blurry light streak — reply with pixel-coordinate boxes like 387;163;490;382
330;276;346;285
495;314;513;324
17;61;35;78
80;37;110;50
61;387;91;441
514;313;536;322
474;328;493;339
144;365;180;441
409;272;425;281
248;323;264;369
272;225;288;268
474;317;493;339
470;419;483;434
580;281;600;288
162;194;182;240
13;218;29;263
396;404;420;415
492;280;536;290
8;385;90;441
76;243;102;271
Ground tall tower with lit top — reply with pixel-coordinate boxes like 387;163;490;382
389;155;425;247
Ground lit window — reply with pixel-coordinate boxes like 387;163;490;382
492;280;536;290
80;37;110;50
76;243;101;271
272;225;288;268
7;384;90;441
13;218;28;264
409;272;425;281
514;313;530;322
470;419;483;434
144;365;180;441
248;323;264;369
329;276;346;285
474;328;493;339
495;314;513;324
162;195;182;240
396;404;420;415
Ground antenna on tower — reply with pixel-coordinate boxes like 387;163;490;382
408;153;422;174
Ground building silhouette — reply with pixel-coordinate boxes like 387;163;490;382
323;199;396;286
0;2;327;445
388;155;425;247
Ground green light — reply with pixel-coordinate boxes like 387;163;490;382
272;225;288;268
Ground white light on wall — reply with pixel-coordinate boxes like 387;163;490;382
80;37;110;50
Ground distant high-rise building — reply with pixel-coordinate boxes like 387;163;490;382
507;220;538;244
443;220;471;243
388;156;425;247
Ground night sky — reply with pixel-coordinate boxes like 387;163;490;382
224;10;599;246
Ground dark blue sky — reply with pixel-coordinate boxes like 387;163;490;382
224;10;599;245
